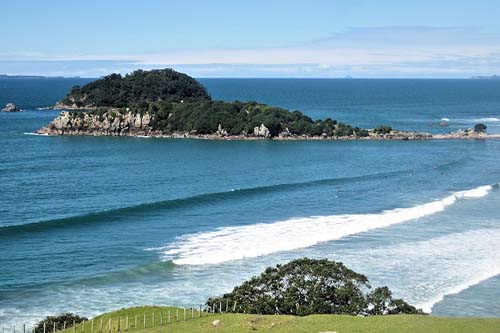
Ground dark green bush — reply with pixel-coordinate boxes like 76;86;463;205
474;123;487;133
34;313;87;333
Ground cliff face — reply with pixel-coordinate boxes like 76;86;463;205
36;111;155;136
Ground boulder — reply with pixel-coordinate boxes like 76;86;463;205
1;103;20;112
278;127;291;138
253;123;271;138
216;124;228;137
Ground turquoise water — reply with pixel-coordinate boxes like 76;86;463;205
1;78;499;325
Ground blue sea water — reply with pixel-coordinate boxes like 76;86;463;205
1;77;500;326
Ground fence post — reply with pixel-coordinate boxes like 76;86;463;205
125;317;128;331
159;313;162;326
199;305;202;318
72;321;75;333
99;319;102;333
191;307;194;319
91;319;93;333
152;313;154;328
233;300;237;312
183;308;186;321
108;319;111;333
168;310;171;324
176;309;178;322
134;316;137;330
82;321;85;333
226;300;229;313
117;318;120;332
63;322;66;331
43;323;46;333
142;314;145;329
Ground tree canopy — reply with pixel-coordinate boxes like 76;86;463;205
34;313;87;333
206;258;423;316
474;123;487;133
62;69;210;108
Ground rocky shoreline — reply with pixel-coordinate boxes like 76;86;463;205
35;110;500;141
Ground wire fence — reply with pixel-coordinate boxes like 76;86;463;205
1;303;233;333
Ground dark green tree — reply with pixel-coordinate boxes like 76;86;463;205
206;258;422;316
474;123;487;133
34;313;87;333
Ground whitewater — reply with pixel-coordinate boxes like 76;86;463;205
164;185;496;266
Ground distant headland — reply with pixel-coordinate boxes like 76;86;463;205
35;69;499;141
0;74;81;79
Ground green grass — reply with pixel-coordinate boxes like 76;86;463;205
59;306;500;333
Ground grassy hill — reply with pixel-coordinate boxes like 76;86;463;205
54;306;500;333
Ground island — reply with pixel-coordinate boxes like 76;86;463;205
36;69;499;140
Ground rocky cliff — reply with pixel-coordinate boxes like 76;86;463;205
36;111;155;136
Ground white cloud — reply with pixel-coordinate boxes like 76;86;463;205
1;27;500;77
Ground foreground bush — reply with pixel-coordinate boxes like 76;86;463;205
34;313;87;333
207;258;423;316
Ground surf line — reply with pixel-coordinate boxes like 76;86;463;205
162;184;496;265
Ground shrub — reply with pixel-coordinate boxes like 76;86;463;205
474;123;487;133
373;125;393;135
34;313;87;333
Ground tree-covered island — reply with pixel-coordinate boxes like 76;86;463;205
36;69;490;140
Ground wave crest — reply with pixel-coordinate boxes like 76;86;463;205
163;184;495;266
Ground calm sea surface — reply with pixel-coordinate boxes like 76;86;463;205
1;77;499;325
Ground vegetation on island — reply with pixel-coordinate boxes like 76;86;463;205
59;69;372;138
206;258;422;316
474;123;487;133
61;69;210;108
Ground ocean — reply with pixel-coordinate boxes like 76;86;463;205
1;77;499;326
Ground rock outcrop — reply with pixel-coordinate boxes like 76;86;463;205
36;111;155;136
253;123;271;138
1;103;20;112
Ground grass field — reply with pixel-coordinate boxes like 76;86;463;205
55;306;500;333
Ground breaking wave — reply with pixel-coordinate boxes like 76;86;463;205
163;185;496;265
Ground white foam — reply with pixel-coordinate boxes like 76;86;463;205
341;228;500;313
24;132;48;136
440;118;450;122
476;117;500;122
163;185;494;266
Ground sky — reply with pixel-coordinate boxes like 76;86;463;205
1;0;500;78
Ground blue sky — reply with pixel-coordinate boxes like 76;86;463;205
1;0;500;77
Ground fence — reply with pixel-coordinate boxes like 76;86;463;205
1;303;234;333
